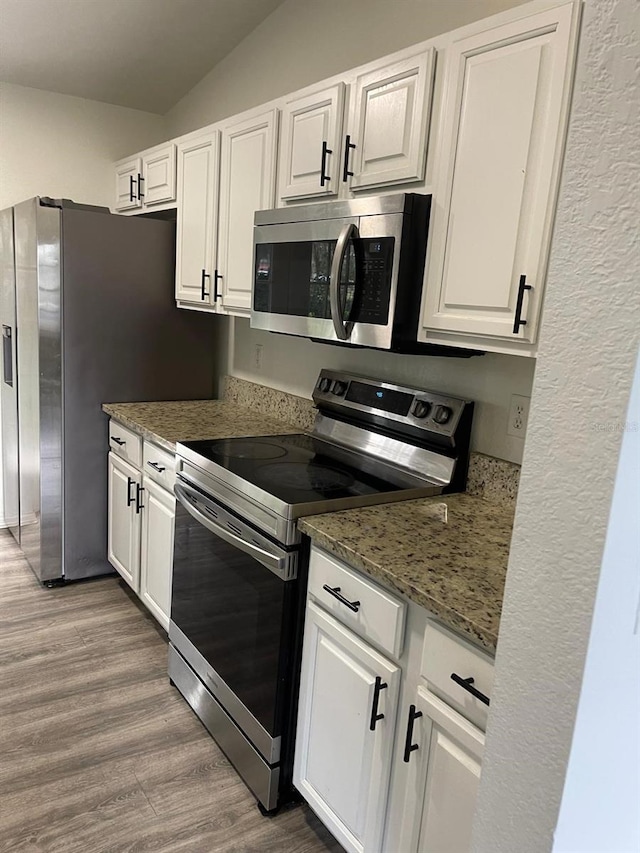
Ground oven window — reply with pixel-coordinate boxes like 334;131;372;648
253;237;393;325
171;501;296;738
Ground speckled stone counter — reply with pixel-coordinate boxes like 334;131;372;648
298;494;515;653
102;400;301;452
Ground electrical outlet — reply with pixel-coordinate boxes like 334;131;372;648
507;394;530;437
253;343;264;372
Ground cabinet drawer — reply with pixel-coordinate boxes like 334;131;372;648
421;621;494;731
308;547;406;659
142;441;176;490
108;420;142;468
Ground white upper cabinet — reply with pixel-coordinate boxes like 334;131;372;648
175;129;220;307
141;143;177;207
278;83;346;201
346;49;436;192
114;144;176;213
114;156;142;212
422;2;579;348
218;108;278;315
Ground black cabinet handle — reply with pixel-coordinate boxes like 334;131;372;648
129;175;136;202
320;140;332;186
147;461;166;473
403;704;423;763
369;676;388;731
342;134;356;182
137;172;144;200
214;269;222;301
201;269;210;301
513;274;532;334
322;584;360;612
450;673;490;706
135;483;144;514
126;476;135;507
111;436;126;446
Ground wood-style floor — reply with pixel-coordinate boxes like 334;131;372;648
0;530;343;853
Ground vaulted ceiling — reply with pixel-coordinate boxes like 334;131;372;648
0;0;285;113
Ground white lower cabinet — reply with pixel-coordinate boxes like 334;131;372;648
294;600;400;853
107;451;141;591
107;425;176;629
297;546;494;853
140;475;175;631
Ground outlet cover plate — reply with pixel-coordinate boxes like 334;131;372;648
507;394;530;437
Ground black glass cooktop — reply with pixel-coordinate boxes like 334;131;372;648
180;433;405;506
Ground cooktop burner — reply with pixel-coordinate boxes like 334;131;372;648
179;433;404;506
207;438;287;461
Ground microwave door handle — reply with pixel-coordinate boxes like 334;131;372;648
174;483;288;578
330;223;358;341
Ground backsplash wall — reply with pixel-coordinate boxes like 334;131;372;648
228;319;535;465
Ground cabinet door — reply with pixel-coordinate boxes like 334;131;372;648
114;156;142;211
347;49;435;191
140;476;175;631
396;686;484;853
294;600;400;853
107;452;141;592
279;83;345;201
423;4;578;343
141;143;177;206
218;108;278;314
175;130;220;306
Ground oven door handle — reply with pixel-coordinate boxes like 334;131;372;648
329;222;358;341
174;483;293;580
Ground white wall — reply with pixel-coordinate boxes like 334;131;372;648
0;82;166;210
471;0;640;849
167;0;535;463
552;350;639;853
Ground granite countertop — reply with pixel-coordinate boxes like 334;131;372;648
102;400;301;452
299;494;515;653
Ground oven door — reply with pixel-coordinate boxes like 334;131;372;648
252;213;403;349
170;479;299;765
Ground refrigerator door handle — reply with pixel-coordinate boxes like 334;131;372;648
2;325;13;387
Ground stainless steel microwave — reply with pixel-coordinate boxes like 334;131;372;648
252;194;438;353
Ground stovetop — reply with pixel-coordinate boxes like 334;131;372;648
179;433;410;507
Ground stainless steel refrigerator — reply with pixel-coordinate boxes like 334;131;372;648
0;197;217;585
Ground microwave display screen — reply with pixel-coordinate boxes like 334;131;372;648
345;381;413;416
253;237;394;325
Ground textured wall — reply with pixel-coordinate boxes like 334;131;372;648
471;0;640;850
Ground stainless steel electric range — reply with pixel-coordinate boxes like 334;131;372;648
168;369;474;813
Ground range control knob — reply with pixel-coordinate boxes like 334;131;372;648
433;405;453;425
411;400;431;419
318;377;332;393
332;380;348;396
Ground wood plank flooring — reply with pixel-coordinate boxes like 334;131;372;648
0;531;343;853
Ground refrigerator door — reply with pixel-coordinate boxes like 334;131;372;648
0;207;20;542
14;199;63;582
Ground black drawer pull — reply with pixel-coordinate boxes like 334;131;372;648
137;172;144;199
147;461;166;473
322;584;360;612
513;274;532;334
129;175;136;202
403;704;423;763
111;436;126;446
135;483;144;514
214;269;222;301
342;134;356;182
320;140;332;186
126;476;135;507
450;673;490;706
369;676;387;731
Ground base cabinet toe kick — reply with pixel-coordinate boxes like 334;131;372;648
294;545;495;853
